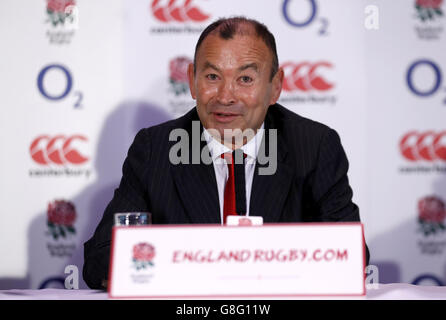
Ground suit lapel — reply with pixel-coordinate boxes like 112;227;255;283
171;109;221;223
171;161;220;224
249;107;294;222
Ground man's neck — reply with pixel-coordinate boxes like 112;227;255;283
203;123;265;160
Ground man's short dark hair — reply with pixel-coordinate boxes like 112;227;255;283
193;16;279;81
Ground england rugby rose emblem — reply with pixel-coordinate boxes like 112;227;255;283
238;218;253;226
169;56;192;95
132;243;155;270
418;196;446;236
416;0;443;21
46;0;77;26
47;199;77;240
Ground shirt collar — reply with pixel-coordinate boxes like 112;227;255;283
202;123;265;162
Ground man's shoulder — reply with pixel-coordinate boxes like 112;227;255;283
270;104;344;163
135;107;197;138
268;103;332;135
148;107;197;132
127;107;197;154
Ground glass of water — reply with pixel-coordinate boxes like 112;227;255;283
114;212;152;226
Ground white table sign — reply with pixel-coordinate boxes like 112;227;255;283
108;223;366;298
226;215;264;226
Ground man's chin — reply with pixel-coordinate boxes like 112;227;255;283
207;122;241;134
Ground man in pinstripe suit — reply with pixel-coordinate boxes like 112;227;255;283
83;17;369;289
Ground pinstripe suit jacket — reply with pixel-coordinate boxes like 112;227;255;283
83;103;369;289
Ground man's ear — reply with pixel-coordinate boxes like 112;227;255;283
187;63;196;100
269;67;284;105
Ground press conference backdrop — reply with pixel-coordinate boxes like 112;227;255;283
0;0;445;289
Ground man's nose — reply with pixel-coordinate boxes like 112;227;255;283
216;80;236;105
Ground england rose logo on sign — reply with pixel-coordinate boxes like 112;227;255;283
47;200;76;240
416;0;443;21
169;56;192;96
46;0;77;26
133;243;156;270
167;56;195;116
413;0;444;40
238;218;253;226
45;0;78;44
418;196;446;236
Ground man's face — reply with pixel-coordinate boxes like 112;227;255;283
188;33;283;146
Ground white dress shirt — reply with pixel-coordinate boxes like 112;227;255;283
202;124;265;224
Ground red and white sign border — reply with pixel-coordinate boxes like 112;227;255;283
108;222;366;299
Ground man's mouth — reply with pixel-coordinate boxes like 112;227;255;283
215;113;236;117
212;112;239;123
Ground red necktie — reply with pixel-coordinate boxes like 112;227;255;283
221;153;236;224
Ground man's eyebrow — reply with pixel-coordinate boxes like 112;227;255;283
238;63;259;72
201;62;259;73
203;61;221;72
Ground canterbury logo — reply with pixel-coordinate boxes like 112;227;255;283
30;135;89;165
400;131;446;161
281;61;334;92
151;0;209;23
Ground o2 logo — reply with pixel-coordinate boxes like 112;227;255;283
38;266;79;289
38;276;65;289
412;274;444;286
406;59;445;104
37;64;83;108
282;0;329;36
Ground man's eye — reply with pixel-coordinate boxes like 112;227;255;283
206;74;218;80
240;76;253;83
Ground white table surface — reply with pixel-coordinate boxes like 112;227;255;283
0;283;445;300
